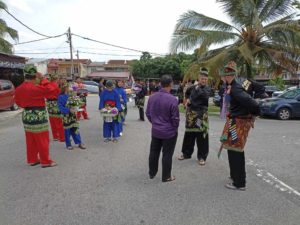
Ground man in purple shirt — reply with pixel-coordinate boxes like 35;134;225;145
146;75;180;182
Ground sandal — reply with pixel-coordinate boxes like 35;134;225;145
177;155;190;161
29;161;40;166
67;146;74;150
41;162;57;168
162;176;176;182
78;144;86;149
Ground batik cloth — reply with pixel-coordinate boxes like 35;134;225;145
22;107;49;133
220;115;255;152
185;107;209;137
136;97;145;109
46;99;62;118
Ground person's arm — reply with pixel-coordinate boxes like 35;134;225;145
170;98;180;128
231;86;260;116
114;91;122;111
146;97;152;123
99;92;105;110
58;95;71;114
122;89;127;105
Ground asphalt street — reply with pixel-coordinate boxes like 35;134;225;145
0;95;299;225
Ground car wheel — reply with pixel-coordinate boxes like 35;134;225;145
10;103;18;111
277;108;291;120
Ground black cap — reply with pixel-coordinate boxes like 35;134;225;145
200;67;209;77
106;80;114;88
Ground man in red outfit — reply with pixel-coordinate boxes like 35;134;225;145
46;74;65;142
15;66;58;168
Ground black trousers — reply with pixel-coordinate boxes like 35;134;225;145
139;107;145;121
181;132;209;161
227;150;246;188
149;134;177;181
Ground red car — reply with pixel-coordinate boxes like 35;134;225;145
0;79;18;111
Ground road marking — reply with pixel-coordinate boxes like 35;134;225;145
247;159;300;198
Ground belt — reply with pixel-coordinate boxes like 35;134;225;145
24;106;46;110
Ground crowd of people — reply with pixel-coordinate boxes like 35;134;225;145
15;61;261;191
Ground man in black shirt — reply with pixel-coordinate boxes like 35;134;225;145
178;68;211;166
219;61;260;191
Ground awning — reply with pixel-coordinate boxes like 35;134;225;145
87;71;130;80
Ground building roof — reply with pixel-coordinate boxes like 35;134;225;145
88;62;105;67
87;71;130;80
106;60;132;65
26;58;48;64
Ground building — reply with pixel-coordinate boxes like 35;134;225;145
26;58;48;75
47;58;91;80
0;52;25;87
86;60;132;81
87;61;105;75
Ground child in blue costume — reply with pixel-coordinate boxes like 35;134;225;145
114;80;127;136
99;80;122;143
58;84;86;150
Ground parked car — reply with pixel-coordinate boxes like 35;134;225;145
272;86;297;97
259;88;300;120
83;80;99;87
0;79;18;111
264;85;280;97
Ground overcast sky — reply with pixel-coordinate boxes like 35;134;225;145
3;0;229;62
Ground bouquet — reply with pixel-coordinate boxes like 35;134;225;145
100;107;119;122
66;95;83;112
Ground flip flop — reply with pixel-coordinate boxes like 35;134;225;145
41;162;57;168
29;162;40;166
177;155;190;160
162;176;176;183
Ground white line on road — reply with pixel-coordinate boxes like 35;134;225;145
247;159;300;198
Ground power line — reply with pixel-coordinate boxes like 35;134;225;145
4;8;66;38
14;51;141;57
72;33;165;56
14;34;66;45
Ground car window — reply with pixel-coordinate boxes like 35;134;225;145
281;89;300;99
0;81;12;90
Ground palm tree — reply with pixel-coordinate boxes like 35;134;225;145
0;1;18;54
170;0;300;78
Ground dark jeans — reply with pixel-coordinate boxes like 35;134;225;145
181;132;209;161
227;150;246;188
149;134;177;181
139;107;145;121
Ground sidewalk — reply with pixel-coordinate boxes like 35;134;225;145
0;109;22;122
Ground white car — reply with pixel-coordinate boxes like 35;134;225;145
83;81;99;93
272;86;297;97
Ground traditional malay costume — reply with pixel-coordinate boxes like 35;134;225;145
57;84;86;150
114;81;127;136
218;61;260;191
46;74;65;142
99;80;122;142
15;66;58;168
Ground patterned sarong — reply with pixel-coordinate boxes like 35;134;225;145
22;107;49;133
136;97;145;109
220;115;255;153
185;107;209;137
46;99;62;118
62;113;79;131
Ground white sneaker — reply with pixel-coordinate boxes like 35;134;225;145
120;132;123;136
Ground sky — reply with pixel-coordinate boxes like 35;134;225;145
2;0;229;62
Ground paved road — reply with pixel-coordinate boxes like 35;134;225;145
0;96;299;225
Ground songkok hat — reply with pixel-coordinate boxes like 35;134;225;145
24;65;37;78
219;61;237;76
106;80;114;88
199;67;209;77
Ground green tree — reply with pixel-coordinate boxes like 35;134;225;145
0;1;18;54
170;0;300;78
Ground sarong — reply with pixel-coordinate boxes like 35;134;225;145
46;99;62;118
136;97;145;109
185;107;209;137
220;115;255;152
22;107;49;133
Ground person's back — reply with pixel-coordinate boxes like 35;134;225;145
147;89;179;139
146;75;179;182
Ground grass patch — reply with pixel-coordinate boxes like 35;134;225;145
179;104;220;115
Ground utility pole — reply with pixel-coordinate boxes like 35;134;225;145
76;50;79;60
67;27;74;80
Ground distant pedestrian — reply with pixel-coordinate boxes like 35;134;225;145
146;75;179;182
136;80;147;121
218;61;260;191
